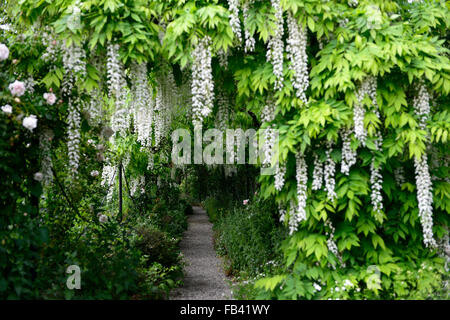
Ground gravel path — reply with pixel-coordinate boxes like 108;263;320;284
171;206;231;300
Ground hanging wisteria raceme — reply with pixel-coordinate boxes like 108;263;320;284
286;12;309;103
191;36;214;125
274;162;286;191
288;153;308;234
101;163;116;203
353;76;376;146
324;142;337;201
67;97;81;174
227;0;242;45
340;128;357;175
325;219;344;268
413;82;431;131
370;133;384;219
154;67;178;148
218;49;229;69
413;82;437;248
85;55;105;125
107;43;129;137
394;167;406;186
130;62;153;147
39;128;54;185
243;1;255;53
261;99;276;167
266;0;284;90
62;41;86;176
279;205;287;223
62;40;86;95
215;85;229;131
312;153;324;190
130;175;145;197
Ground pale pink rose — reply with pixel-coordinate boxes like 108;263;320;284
0;43;9;61
9;80;26;97
243;199;249;205
43;92;57;105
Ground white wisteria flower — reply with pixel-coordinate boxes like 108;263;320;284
340;129;357;175
9;80;26;97
243;1;255;52
43;92;57;105
412;82;437;248
0;43;9;61
1;104;12;114
23;115;38;131
286;12;309;103
312;153;323;190
191;36;214;125
274;162;286;191
227;0;242;45
324;143;337;201
287;153;308;234
266;0;284;90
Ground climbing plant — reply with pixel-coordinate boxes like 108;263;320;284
0;0;448;299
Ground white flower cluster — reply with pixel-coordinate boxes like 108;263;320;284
279;205;287;223
41;30;60;63
86;88;103;125
101;163;116;203
130;175;145;196
215;86;229;131
191;36;214;125
62;41;86;94
266;0;284;90
324;143;337;201
413;83;430;130
24;77;36;94
154;68;177;147
340;128;357;175
243;1;255;53
107;43;129;136
274;162;286;191
370;157;383;219
413;82;436;248
218;49;229;69
39;128;54;185
227;0;242;45
414;155;437;248
130;62;154;147
348;0;358;7
324;219;341;265
67;97;81;174
312;153;324;190
261;99;277;167
286;12;309;103
354;77;377;146
289;153;308;234
394;167;406;186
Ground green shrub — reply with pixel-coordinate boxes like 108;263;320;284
133;224;180;268
214;198;285;276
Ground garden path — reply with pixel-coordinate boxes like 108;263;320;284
170;206;231;300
